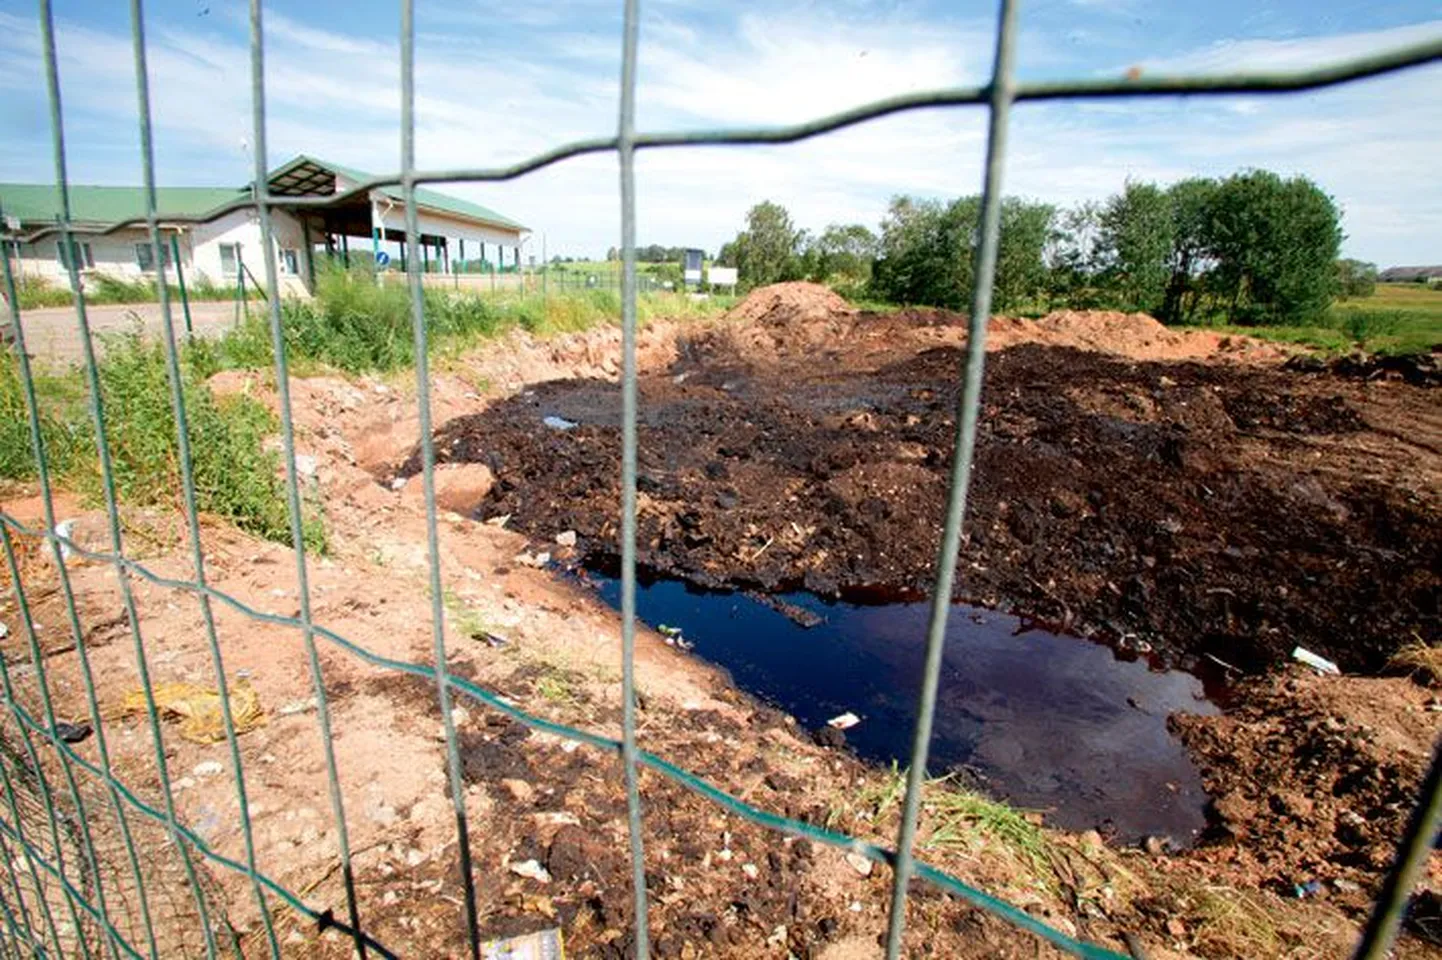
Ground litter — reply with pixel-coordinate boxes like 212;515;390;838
828;711;861;730
1292;646;1340;676
53;519;77;561
54;721;91;744
542;415;578;431
481;927;563;960
114;679;266;744
508;859;551;883
554;530;578;548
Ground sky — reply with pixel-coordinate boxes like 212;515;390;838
0;0;1439;266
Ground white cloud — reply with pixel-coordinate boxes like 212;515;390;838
0;8;1438;265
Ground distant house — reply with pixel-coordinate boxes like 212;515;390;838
0;155;527;296
1378;265;1442;283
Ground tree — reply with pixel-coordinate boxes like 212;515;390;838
1098;181;1174;312
872;195;1053;311
1046;201;1103;306
1203;170;1342;324
1336;258;1378;299
726;201;805;288
1159;178;1219;324
805;223;879;283
993;198;1055;311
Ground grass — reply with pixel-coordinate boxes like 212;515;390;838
847;763;1052;878
1;334;324;552
210;264;734;376
1386;637;1442;686
3;263;729;555
11;271;248;310
1200;283;1442;356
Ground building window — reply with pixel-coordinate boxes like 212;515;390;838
135;242;173;272
219;243;241;276
280;249;299;275
57;240;94;271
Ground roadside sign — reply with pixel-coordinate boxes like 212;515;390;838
375;251;391;268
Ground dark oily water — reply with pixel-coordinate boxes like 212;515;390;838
584;570;1217;845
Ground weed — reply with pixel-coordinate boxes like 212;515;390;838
855;761;908;820
9;273;72;309
1386;637;1442;687
0;351;87;483
923;776;1051;875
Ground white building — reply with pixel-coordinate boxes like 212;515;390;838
1;155;528;297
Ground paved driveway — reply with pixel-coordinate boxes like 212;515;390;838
10;300;247;367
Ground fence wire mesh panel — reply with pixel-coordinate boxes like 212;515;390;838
0;0;1439;956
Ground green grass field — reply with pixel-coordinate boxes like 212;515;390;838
1208;283;1442;356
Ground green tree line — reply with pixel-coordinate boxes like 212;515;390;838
718;169;1358;325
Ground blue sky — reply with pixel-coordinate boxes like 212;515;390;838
1;0;1439;266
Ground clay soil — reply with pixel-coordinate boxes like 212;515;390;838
2;284;1439;959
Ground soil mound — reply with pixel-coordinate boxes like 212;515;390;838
723;281;855;327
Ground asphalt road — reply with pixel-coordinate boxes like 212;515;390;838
10;300;247;367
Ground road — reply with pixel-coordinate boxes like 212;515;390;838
11;300;247;367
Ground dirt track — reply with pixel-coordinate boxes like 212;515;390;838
406;285;1441;674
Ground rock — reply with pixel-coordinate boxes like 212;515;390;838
741;862;758;879
1165;917;1187;939
451;706;470;727
844;852;873;877
501;779;535;803
555;530;578;548
402;463;495;514
1141;835;1169;856
1078;829;1104;849
813;726;846;749
509;859;551;883
1333;877;1361;893
294;454;318;478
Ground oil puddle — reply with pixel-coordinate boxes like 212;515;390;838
581;569;1217;845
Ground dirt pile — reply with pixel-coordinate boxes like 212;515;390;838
413;320;1440;675
722;281;855;327
695;281;860;363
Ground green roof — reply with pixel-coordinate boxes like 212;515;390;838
277;155;526;231
0;183;247;227
1;155;525;233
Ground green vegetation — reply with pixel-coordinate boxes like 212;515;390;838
3;263;732;552
1;334;323;551
1196;284;1442;356
233;265;732;375
10;271;244;310
716;202;879;292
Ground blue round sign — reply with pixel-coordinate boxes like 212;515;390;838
375;251;391;268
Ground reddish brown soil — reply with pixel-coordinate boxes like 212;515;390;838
404;301;1440;675
1172;670;1442;911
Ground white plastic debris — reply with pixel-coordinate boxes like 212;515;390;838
828;712;861;730
1292;646;1340;676
192;761;224;778
509;859;551;883
555;530;578;548
54;518;77;561
542;415;578;431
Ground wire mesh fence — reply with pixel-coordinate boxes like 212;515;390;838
0;0;1439;957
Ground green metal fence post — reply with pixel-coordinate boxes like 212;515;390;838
169;234;193;336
